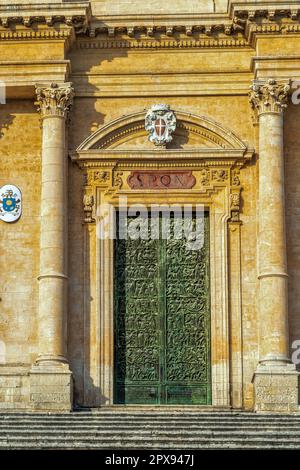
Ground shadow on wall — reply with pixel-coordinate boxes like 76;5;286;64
0;111;15;139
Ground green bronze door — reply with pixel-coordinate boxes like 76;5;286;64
114;213;211;405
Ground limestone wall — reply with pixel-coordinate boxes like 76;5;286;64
0;102;41;408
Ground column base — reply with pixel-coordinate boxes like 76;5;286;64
253;358;299;412
29;362;73;412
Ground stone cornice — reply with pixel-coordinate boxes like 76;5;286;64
73;148;254;166
229;0;300;18
0;2;300;49
84;9;300;44
0;1;91;34
251;55;300;81
0;61;71;98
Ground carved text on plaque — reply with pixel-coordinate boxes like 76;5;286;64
127;171;196;189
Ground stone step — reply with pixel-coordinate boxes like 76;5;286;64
1;420;300;427
0;443;299;450
0;411;248;417
1;410;296;415
1;435;300;450
2;429;300;437
1;433;300;441
1;414;298;419
2;417;300;424
2;412;300;449
2;424;300;430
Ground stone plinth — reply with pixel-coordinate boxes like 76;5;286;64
253;364;299;412
30;363;73;412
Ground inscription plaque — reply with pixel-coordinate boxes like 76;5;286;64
127;171;196;189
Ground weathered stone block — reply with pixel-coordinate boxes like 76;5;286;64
0;367;30;410
253;365;300;412
29;364;73;411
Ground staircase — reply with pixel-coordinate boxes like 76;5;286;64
1;409;300;449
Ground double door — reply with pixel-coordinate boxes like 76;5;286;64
114;213;211;404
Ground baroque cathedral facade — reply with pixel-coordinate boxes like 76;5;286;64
0;0;300;413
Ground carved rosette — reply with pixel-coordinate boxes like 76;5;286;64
249;79;291;116
35;82;74;119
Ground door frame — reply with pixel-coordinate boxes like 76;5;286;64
89;186;234;407
75;148;250;408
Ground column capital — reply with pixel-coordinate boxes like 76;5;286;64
35;82;74;119
249;78;291;116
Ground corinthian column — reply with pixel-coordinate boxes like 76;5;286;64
249;79;299;412
29;83;74;411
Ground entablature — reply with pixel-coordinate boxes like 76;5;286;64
0;1;300;49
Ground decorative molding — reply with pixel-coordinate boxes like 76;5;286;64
88;181;234;407
89;120;234;151
0;28;73;41
200;168;211;186
80;160;245;222
230;189;241;222
84;22;246;40
75;110;250;223
83;193;95;223
0;2;91;35
212;169;229;182
79;158;246;224
95;123;144;150
93;170;110;184
85;169;111;186
113;171;124;191
249;78;291;116
78;159;246;169
79;6;300;46
231;168;241;186
35;82;74;119
77;37;248;49
80;149;242;407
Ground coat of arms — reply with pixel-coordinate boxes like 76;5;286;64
145;104;177;147
0;185;22;222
